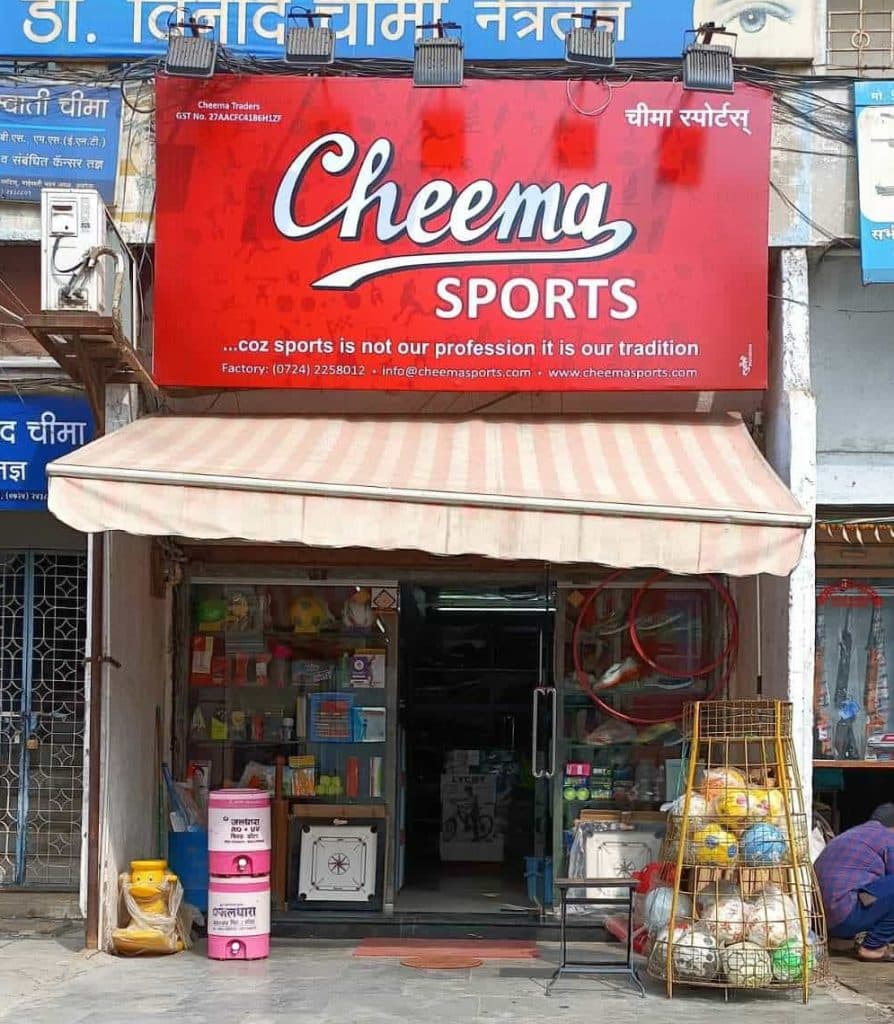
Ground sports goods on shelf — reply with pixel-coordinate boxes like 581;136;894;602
646;700;827;1002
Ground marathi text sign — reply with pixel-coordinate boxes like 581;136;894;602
155;77;771;392
2;0;816;62
0;395;93;509
855;81;894;285
0;82;121;202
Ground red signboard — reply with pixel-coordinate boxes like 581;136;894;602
155;77;771;391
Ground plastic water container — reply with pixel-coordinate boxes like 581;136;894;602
208;789;271;876
524;855;554;907
207;874;270;960
168;831;209;913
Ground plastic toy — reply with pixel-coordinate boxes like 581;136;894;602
289;594;332;634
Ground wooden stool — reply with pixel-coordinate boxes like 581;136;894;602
546;877;645;997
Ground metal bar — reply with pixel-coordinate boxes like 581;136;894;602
46;462;814;530
13;554;35;886
84;531;104;949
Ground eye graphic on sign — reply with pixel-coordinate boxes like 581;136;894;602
692;1;803;58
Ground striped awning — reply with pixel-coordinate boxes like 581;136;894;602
46;413;811;577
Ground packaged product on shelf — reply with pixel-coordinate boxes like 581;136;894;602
369;755;383;797
346;756;360;798
270;644;291;688
210;708;228;740
190;635;214;685
187;760;212;816
230;709;247;741
295;695;307;739
263;710;284;741
250;714;264;742
289;755;316;797
255;653;271;686
190;706;207;739
350;649;386;688
232;652;250;686
353;706;386;743
209;656;228;687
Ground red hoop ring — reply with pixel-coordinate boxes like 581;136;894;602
571;571;738;726
628;571;739;679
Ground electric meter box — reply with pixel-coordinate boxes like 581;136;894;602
40;187;112;315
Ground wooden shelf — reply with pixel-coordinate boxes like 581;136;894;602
814;759;894;770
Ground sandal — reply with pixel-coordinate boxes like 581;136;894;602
856;946;894;962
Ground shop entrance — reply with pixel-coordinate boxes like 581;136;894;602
396;583;553;917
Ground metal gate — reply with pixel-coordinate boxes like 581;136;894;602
0;552;87;888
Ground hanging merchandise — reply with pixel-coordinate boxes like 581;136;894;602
646;700;828;1002
572;571;738;726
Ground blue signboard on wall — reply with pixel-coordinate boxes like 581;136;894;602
0;396;93;510
855;81;894;285
0;83;121;203
1;0;745;62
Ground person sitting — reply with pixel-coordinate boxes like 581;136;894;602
815;803;894;961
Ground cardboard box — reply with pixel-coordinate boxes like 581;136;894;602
439;772;504;862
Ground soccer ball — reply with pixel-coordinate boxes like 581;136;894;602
741;823;788;866
289;595;331;634
696;880;742;917
746;889;803;948
721;942;773;988
691;823;738;866
671;928;720;981
644;886;693;934
698;895;749;945
771;937;816;982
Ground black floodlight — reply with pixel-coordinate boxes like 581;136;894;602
285;7;335;65
165;15;217;78
565;12;616;68
414;21;463;88
682;22;736;93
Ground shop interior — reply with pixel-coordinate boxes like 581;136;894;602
395;583;552;917
179;570;734;922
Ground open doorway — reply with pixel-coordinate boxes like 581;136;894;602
396;583;552;917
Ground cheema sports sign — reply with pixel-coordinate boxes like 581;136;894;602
155;76;771;392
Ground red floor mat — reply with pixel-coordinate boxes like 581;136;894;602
353;938;540;959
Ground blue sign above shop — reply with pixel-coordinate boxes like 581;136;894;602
0;395;93;510
855;81;894;285
0;83;121;203
2;0;703;61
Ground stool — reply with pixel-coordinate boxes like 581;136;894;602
546;877;644;997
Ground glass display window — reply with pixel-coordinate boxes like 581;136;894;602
185;580;397;803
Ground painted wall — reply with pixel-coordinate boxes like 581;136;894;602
762;249;817;806
811;251;894;505
98;532;169;948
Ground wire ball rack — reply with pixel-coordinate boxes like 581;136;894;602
645;700;828;1003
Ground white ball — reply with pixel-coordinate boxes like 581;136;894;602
644;886;693;934
666;793;709;830
699;896;749;945
746;892;804;949
695;881;742;917
721;941;773;988
671;929;720;981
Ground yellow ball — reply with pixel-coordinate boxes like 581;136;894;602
713;788;750;827
692;823;739;866
762;788;786;824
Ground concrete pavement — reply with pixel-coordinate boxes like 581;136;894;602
0;930;891;1024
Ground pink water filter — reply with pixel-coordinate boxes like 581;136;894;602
208;789;271;876
207;874;270;960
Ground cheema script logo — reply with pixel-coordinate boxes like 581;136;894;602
273;133;636;290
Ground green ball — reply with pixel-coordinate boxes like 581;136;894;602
563;787;576;802
575;787;590;801
771;938;815;982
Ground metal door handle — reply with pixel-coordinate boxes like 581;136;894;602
532;686;544;778
546;686;557;779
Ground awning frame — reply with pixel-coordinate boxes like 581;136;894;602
47;463;812;531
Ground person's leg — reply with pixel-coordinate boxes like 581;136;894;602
852;876;894;956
